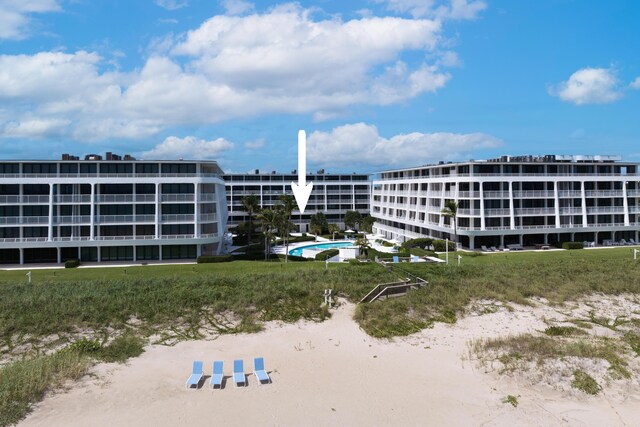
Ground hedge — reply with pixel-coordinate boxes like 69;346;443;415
197;255;234;263
277;254;311;262
409;247;436;258
432;239;456;252
562;241;584;250
64;259;80;268
401;237;434;250
315;249;340;261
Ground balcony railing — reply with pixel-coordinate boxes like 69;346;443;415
558;190;582;197
161;194;195;202
55;195;92;203
515;208;556;216
161;214;195;222
0;195;50;204
585;206;625;214
54;215;92;224
0;216;49;224
585;190;624;197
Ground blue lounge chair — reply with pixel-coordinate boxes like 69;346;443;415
186;361;203;389
254;357;271;384
210;361;224;389
233;359;246;387
392;255;399;263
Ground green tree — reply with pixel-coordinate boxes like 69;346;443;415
441;200;459;254
309;212;328;241
278;194;297;262
354;236;371;258
344;210;362;230
241;194;260;246
361;216;375;233
257;207;278;260
327;223;339;240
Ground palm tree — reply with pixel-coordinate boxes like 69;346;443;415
441;200;459;254
241;194;260;246
278;194;297;262
257;207;278;261
354;236;371;259
327;223;339;240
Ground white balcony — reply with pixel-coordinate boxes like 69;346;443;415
161;194;195;202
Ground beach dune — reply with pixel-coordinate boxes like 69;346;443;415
20;301;640;426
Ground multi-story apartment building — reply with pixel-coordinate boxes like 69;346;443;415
372;155;640;249
224;170;370;231
0;154;228;265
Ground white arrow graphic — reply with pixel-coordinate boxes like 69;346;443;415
291;130;314;213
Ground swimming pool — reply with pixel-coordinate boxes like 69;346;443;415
288;241;355;257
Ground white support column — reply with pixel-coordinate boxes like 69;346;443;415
57;247;61;264
19;248;24;265
132;183;137;239
194;182;200;238
48;183;54;241
155;182;161;239
19;184;23;242
623;181;630;226
554;181;560;228
480;181;486;231
508;181;515;230
97;246;101;262
89;183;96;240
581;181;588;227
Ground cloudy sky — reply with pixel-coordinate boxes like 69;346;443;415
0;0;639;173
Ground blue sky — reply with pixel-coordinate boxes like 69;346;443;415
1;0;639;173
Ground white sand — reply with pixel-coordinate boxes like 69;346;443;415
20;300;640;427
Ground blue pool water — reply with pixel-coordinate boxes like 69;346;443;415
288;241;354;257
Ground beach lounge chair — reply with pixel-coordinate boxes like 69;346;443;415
186;361;203;389
490;246;498;252
392;255;399;263
620;239;627;246
481;245;489;252
210;361;224;389
254;357;271;384
233;359;246;387
630;239;637;245
411;255;420;263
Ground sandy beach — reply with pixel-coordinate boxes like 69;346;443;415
20;299;640;427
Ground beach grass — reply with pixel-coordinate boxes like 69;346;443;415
356;247;640;337
0;350;91;427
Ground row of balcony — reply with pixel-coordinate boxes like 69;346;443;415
378;172;640;180
0;173;220;179
375;206;639;218
376;189;640;199
0;233;220;243
0;194;219;204
0;213;218;225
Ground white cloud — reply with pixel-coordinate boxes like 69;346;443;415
551;67;622;105
0;6;464;141
155;0;188;11
220;0;254;16
307;123;502;168
244;138;265;149
3;118;70;138
630;76;640;90
0;0;61;40
381;0;486;20
142;136;234;159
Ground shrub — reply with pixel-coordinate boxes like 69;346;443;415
572;369;600;395
432;239;456;252
401;237;433;250
232;252;279;261
64;259;80;268
562;241;584;250
544;326;585;337
95;334;145;363
277;254;311;262
197;255;234;263
348;259;362;265
65;338;101;354
315;249;340;261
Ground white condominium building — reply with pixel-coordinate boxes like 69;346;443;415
224;170;370;232
372;155;640;249
0;154;228;265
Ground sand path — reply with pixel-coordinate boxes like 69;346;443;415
20;301;640;426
